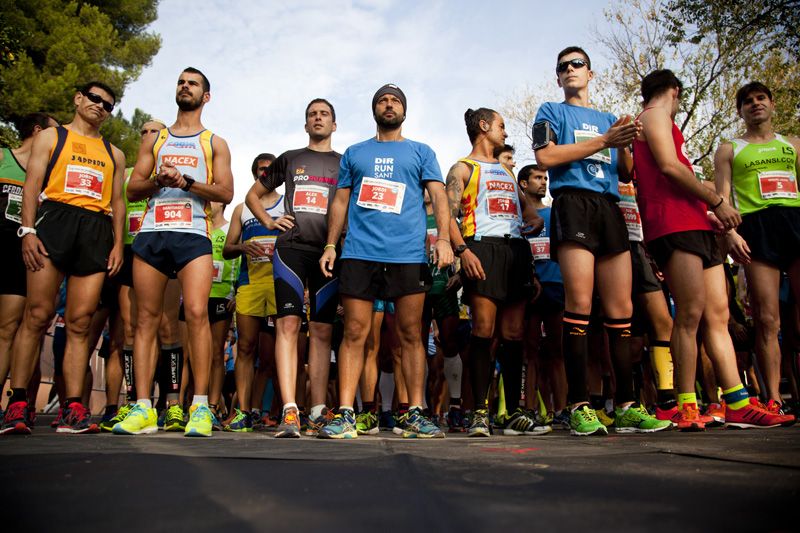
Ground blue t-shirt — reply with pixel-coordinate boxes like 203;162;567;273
534;102;620;200
530;206;562;285
338;137;443;263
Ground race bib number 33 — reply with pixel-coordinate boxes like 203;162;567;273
154;200;193;229
356;177;405;214
65;165;104;199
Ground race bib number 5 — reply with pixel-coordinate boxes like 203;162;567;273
759;171;798;200
293;184;329;214
65;165;104;199
154;199;193;229
356;177;405;214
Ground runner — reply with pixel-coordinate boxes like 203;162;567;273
244;99;341;438
715;81;800;418
495;144;516;172
317;83;453;438
223;153;283;432
113;67;234;437
533;46;668;435
633;69;793;430
1;82;125;435
0;113;58;410
445;108;548;437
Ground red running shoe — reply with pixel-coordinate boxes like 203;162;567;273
0;401;32;435
50;407;64;428
725;397;795;429
656;403;711;431
56;402;100;434
765;400;796;427
704;402;725;426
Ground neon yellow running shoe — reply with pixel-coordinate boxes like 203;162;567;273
595;408;615;427
163;404;186;432
112;403;158;435
615;403;672;433
569;405;608;436
184;404;213;437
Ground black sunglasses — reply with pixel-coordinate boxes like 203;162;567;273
82;91;114;113
556;58;588;74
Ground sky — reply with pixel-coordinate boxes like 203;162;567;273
119;0;614;207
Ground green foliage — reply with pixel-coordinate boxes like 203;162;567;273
100;108;152;164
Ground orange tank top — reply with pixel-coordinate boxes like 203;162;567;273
40;126;116;214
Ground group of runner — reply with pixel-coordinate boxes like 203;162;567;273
1;45;798;439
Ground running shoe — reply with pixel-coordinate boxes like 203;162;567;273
0;401;31;435
725;397;796;429
157;409;167;429
500;408;535;436
658;403;710;431
614;403;671;433
99;407;119;432
356;411;379;435
765;400;796;426
569;405;608;436
27;404;36;427
392;411;410;436
467;409;491;437
210;408;223;431
446;406;465;433
250;410;265;430
523;409;554;436
112;403;158;435
163;404;186;432
379;410;397;432
306;408;335;436
704;402;726;426
184;403;213;437
224;408;253;433
275;406;301;438
57;402;99;434
263;414;279;429
317;409;357;439
401;407;444;438
299;411;310;433
50;407;64;428
553;409;570;430
595;408;615;427
102;403;134;433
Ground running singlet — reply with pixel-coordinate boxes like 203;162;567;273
529;206;562;285
139;128;214;238
338;137;443;263
534;102;620;199
238;197;284;286
259;148;341;251
632;115;711;242
459;158;523;239
123;173;148;245
40;126;116;214
730;135;799;216
0;147;26;229
210;223;239;299
617;181;643;242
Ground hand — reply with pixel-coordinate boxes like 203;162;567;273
445;273;462;292
242;240;265;259
21;234;49;271
531;276;543;302
602;115;639;149
724;230;751;264
319;247;336;278
521;216;544;236
729;322;749;344
157;161;181;187
433;239;454;269
267;215;295;232
712;199;742;231
107;243;124;277
460;248;485;280
707;210;725;233
226;298;236;313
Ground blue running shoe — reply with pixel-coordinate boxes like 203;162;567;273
379;410;396;432
317;409;357;439
402;408;445;438
224;408;253;433
446;407;466;433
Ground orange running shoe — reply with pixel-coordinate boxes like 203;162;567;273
657;403;711;430
704;402;725;426
725;397;796;429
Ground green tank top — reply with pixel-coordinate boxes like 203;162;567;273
123;171;149;245
731;135;799;216
210;223;239;299
0;147;26;229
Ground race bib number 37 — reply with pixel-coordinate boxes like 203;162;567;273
293;185;329;214
154;199;193;229
65;165;104;199
356;177;405;214
759;171;798;200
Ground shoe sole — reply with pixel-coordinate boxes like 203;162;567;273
570;427;608;436
275;431;301;438
0;423;32;435
615;424;671;433
316;431;357;439
467;430;491;437
525;427;554;436
392;427;404;436
112;425;158;435
56;425;100;434
356;427;380;435
401;430;445;438
502;428;529;436
724;422;780;429
184;428;212;437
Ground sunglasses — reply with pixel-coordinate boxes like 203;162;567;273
82;91;114;113
556;58;588;74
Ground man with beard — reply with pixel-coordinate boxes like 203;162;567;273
113;67;234;437
317;84;454;438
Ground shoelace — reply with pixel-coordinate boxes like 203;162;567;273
191;405;208;422
6;403;27;421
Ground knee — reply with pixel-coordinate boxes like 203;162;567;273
343;321;369;345
26;303;55;331
471;317;494;338
753;309;780;336
277;316;301;336
182;303;208;327
673;304;703;331
64;314;92;337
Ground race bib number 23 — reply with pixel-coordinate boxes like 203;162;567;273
356;177;405;214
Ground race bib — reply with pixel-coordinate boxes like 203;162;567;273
356;177;405;214
249;235;276;263
486;180;519;220
54;315;65;328
5;192;22;223
64;165;104;199
574;129;612;165
618;200;643;240
293;185;329;214
154;199;193;229
212;260;224;283
426;228;438;257
758;170;798;200
529;237;550;261
127;210;144;236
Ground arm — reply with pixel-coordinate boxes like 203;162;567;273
518;189;543;236
107;146;127;276
319;187;350;277
222;203;245;259
424;180;453;268
618;146;634;183
19;129;56;271
444;161;485;280
535;115;639;170
173;135;234;203
713;142;750;262
244;179;294;231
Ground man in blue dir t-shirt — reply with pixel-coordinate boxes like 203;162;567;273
318;84;454;439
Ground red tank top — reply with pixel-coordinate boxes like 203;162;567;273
633;110;711;242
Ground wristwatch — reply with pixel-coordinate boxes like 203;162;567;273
454;244;468;256
17;226;37;238
181;175;195;191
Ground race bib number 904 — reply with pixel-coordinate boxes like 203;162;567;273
154;199;193;229
65;165;104;199
356;177;405;214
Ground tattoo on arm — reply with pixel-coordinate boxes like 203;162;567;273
445;163;464;219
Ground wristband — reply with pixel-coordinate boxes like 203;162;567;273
181;175;195;192
16;226;37;238
437;238;450;243
711;197;724;210
324;244;336;250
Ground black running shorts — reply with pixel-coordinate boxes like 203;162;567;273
36;200;113;276
339;259;431;301
132;231;211;278
631;241;662;295
550;189;630;261
738;206;800;271
273;246;339;323
647;230;723;271
461;236;534;303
